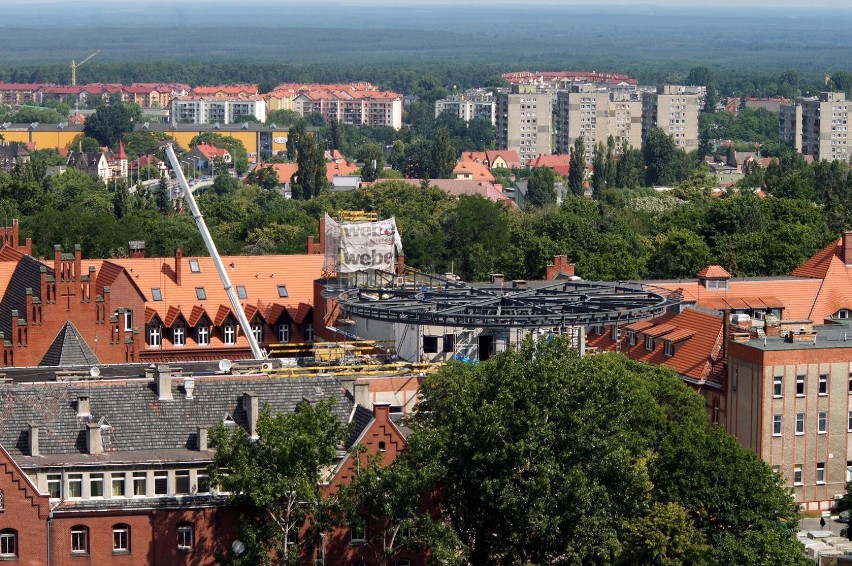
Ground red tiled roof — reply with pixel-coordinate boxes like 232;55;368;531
697;265;731;278
193;144;229;160
399;179;515;206
624;320;654;332
527;154;571;177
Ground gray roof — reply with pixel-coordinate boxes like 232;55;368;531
4;374;353;468
40;321;100;367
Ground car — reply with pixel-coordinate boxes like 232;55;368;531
838;510;850;523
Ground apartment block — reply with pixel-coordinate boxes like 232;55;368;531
496;84;553;162
555;86;642;158
642;85;700;151
169;96;266;125
435;89;496;124
292;89;403;130
781;92;850;162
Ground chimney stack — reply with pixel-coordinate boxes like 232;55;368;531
843;232;852;265
490;273;505;285
175;247;183;285
197;426;208;451
242;392;259;439
28;422;39;456
77;395;91;417
512;279;527;289
353;382;371;409
183;376;195;399
86;422;103;455
128;240;145;259
156;365;173;401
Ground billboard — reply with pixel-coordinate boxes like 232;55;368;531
324;214;403;273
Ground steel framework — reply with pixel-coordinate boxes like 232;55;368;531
329;270;681;329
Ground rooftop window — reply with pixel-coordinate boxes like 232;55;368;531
277;285;288;298
151;288;162;302
196;287;206;301
237;285;248;300
189;259;200;273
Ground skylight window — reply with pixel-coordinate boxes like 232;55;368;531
189;259;201;273
237;285;248;300
196;287;207;300
151;288;162;301
277;285;288;298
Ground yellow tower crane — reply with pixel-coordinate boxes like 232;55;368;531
70;50;99;86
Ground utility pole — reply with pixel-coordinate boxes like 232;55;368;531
71;50;99;86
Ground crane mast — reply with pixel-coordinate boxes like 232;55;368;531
164;144;266;360
71;50;99;86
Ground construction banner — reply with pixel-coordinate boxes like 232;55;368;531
324;214;403;273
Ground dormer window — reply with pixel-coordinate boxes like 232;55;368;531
645;335;655;351
697;265;731;291
664;341;674;357
627;330;637;347
705;279;728;290
834;309;851;319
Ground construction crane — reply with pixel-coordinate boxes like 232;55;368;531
70;50;99;86
164;144;266;360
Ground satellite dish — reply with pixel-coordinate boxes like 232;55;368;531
89;366;101;377
218;359;232;372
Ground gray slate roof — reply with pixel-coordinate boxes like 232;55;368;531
39;321;100;367
4;374;353;467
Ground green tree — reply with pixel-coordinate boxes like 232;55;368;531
616;502;711;566
615;141;644;189
591;141;607;198
830;71;852;96
245;164;280;190
265;109;302;127
568;137;586;196
291;131;327;200
83;103;138;147
359;143;385;183
643;128;682;186
154;176;173;214
286;120;307;161
112;179;131;218
328;118;344;151
429;127;456;179
647;228;712;279
526;166;557;207
208;400;347;565
189;132;250;175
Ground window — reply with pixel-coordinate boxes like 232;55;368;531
350;521;366;544
773;414;782;436
611;326;621;341
0;529;16;558
664;341;673;357
173;323;185;347
773;375;783;397
197;324;210;346
223;323;236;345
818;412;828;434
443;334;455;353
90;473;104;498
177;523;194;552
251;321;263;344
236;285;248;300
423;336;438;354
154;471;168;495
627;331;637;346
189;259;200;273
151;287;162;301
68;473;83;498
133;472;147;496
148;324;161;347
817;462;826;484
819;373;828;395
195;287;207;300
793;465;803;486
796;374;805;396
847;461;852;483
112;473;126;497
645;335;655;351
124;310;133;332
277;285;288;298
277;323;290;343
112;524;130;553
71;526;88;554
175;470;190;495
304;323;314;342
196;472;210;493
47;473;61;499
796;413;805;435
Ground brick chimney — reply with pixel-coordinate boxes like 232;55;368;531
490;273;505;284
174;247;183;285
242;392;259;439
843;232;852;265
128;240;145;259
546;255;575;280
86;422;103;455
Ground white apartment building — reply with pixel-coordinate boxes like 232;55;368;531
293;91;403;130
170;96;267;125
781;92;850;162
641;85;701;151
496;84;553;162
434;89;496;124
555;85;643;159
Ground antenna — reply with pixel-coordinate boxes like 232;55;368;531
89;366;100;378
218;359;232;372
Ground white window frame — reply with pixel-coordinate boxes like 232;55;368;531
47;473;61;499
772;414;782;436
0;530;16;558
90;473;104;498
277;323;290;343
112;524;130;553
251;321;263;344
773;375;783;398
154;471;168;495
172;324;185;347
124;310;133;332
67;473;83;499
132;472;146;497
644;335;655;351
197;324;210;346
71;526;88;554
177;523;194;552
304;322;314;342
111;473;126;497
223;323;236;345
819;373;828;395
796;374;805;396
817;462;826;484
148;324;162;348
795;413;805;435
818;411;828;434
793;465;803;486
664;341;673;357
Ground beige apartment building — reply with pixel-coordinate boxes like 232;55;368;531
496;84;553;162
727;320;852;511
555;85;642;158
435;89;496;124
781;92;850;162
641;85;700;151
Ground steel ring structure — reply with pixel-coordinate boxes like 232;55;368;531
330;270;682;328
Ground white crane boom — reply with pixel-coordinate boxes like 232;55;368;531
164;144;266;360
71;50;99;86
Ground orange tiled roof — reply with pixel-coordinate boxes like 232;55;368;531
527;154;571;177
697;265;731;278
193;144;229;160
261;162;356;185
453;161;495;182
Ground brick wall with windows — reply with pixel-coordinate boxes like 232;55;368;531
0;446;49;564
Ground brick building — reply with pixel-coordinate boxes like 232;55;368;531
0;221;328;368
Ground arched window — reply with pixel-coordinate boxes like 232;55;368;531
223;316;237;345
196;318;210;346
71;525;89;554
112;523;130;553
177;522;194;552
0;529;16;558
172;320;186;347
147;321;162;347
